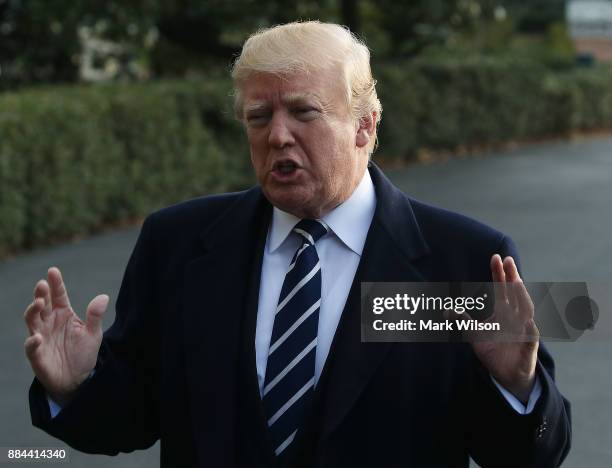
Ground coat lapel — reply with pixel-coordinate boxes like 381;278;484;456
315;163;431;441
182;187;271;468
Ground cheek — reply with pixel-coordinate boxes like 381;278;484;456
249;150;267;182
248;138;266;165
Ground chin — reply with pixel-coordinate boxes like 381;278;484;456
274;199;312;217
267;193;313;218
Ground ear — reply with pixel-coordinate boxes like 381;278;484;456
355;111;377;149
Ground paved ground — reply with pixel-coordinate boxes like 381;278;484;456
1;136;611;467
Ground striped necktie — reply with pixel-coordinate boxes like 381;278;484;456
263;219;329;458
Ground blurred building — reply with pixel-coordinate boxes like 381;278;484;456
78;26;151;83
567;0;612;62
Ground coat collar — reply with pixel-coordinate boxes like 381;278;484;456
195;161;429;260
366;162;430;262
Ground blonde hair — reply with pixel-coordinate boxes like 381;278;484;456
231;21;382;154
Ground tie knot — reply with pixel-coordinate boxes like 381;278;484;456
293;219;328;245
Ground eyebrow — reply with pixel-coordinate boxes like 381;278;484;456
244;103;269;114
282;92;324;105
244;92;325;114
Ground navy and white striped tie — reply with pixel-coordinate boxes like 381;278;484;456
263;219;329;458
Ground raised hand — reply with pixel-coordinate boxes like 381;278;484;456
23;267;109;405
470;254;539;403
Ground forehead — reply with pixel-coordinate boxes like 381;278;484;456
241;69;346;106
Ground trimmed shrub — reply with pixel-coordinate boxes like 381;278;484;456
0;80;251;256
0;107;28;255
376;58;612;160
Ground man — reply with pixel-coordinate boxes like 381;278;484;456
24;21;571;467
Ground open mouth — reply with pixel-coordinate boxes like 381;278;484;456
274;161;299;175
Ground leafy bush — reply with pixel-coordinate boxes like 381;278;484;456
0;80;251;256
376;59;612;160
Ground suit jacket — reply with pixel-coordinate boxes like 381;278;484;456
30;163;571;467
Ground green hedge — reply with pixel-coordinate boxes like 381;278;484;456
376;58;612;158
0;80;252;256
1;60;612;256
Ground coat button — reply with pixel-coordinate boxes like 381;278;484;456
536;417;548;439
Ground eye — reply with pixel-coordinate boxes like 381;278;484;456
293;107;318;120
246;113;270;127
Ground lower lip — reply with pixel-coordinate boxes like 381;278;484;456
270;167;302;182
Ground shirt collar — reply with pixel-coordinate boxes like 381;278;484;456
268;169;376;255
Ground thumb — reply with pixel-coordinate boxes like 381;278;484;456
86;294;109;334
24;333;43;362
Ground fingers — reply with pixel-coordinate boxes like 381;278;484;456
513;277;535;323
85;294;109;334
24;333;43;361
503;256;521;282
503;257;519;310
24;298;45;335
490;254;507;304
503;256;532;315
34;279;50;303
48;267;72;309
499;256;538;340
34;279;53;321
25;276;55;336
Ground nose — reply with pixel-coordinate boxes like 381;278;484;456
268;112;295;148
